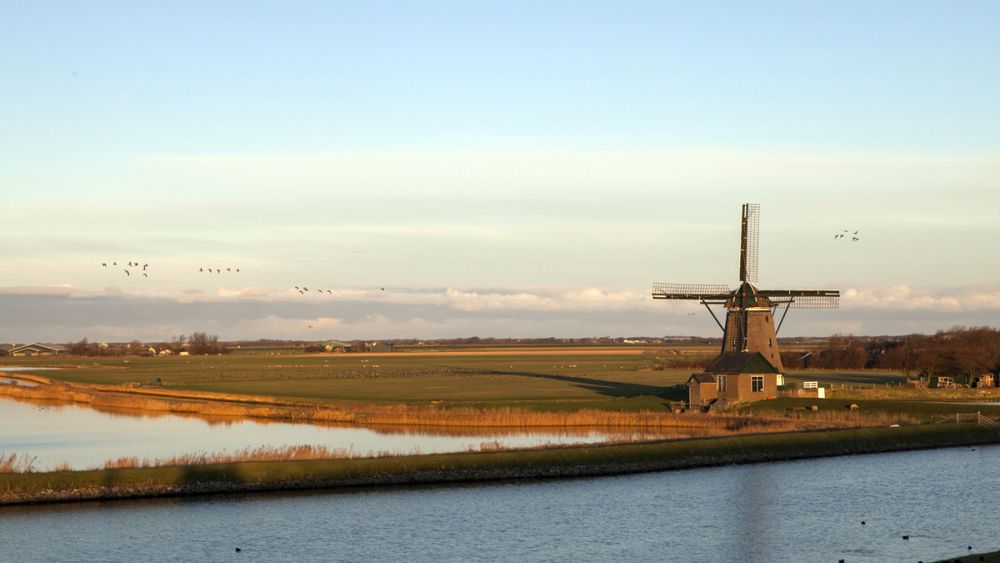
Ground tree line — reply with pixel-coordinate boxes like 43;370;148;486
66;332;225;356
780;326;1000;379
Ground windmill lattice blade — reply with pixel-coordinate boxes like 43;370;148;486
763;290;839;309
652;283;732;300
740;203;760;283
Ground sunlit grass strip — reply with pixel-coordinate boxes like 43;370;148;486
0;382;915;430
0;424;996;506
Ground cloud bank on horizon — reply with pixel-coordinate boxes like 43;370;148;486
1;283;998;343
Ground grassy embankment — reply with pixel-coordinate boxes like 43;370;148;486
935;550;1000;563
1;423;994;506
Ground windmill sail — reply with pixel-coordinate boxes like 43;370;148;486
739;203;759;283
651;283;732;300
758;289;840;309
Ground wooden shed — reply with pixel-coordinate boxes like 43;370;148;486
687;373;719;409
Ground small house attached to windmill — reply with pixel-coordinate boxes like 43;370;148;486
653;203;839;408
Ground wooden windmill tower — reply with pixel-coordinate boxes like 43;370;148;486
652;204;839;406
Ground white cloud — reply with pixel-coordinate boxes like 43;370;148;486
842;285;1000;311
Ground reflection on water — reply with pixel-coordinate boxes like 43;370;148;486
0;377;38;387
0;396;687;470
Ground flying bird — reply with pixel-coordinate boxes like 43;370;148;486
124;270;130;276
143;273;148;278
102;263;107;267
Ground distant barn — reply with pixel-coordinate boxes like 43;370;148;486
10;343;66;357
324;340;354;353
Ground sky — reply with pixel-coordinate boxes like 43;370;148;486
1;1;998;342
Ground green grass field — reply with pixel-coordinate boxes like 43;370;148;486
0;347;950;416
0;348;701;410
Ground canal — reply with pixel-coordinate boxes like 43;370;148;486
1;444;997;561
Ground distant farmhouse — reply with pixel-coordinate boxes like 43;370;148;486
9;343;66;357
365;341;395;353
322;340;396;353
324;340;354;353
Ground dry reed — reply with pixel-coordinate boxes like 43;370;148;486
0;453;37;473
0;380;914;435
99;444;430;469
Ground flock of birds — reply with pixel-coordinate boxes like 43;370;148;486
100;261;389;329
294;286;333;295
102;261;245;278
834;229;861;242
101;260;151;278
294;286;385;295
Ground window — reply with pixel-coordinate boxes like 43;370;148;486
717;375;727;392
752;376;764;393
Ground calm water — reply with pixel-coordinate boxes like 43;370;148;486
0;377;37;387
1;445;997;562
0;396;681;470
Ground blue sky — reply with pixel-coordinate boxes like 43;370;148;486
1;1;998;341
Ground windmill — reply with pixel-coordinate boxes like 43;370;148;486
652;203;839;374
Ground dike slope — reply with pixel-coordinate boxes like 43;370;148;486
2;423;996;506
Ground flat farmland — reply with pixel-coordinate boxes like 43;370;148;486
0;346;712;411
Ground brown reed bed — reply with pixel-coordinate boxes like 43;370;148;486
0;380;914;434
0;453;38;474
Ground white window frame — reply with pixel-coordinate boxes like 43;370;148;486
717;375;727;392
751;375;764;393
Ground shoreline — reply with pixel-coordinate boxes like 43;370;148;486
0;378;902;431
2;423;996;507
